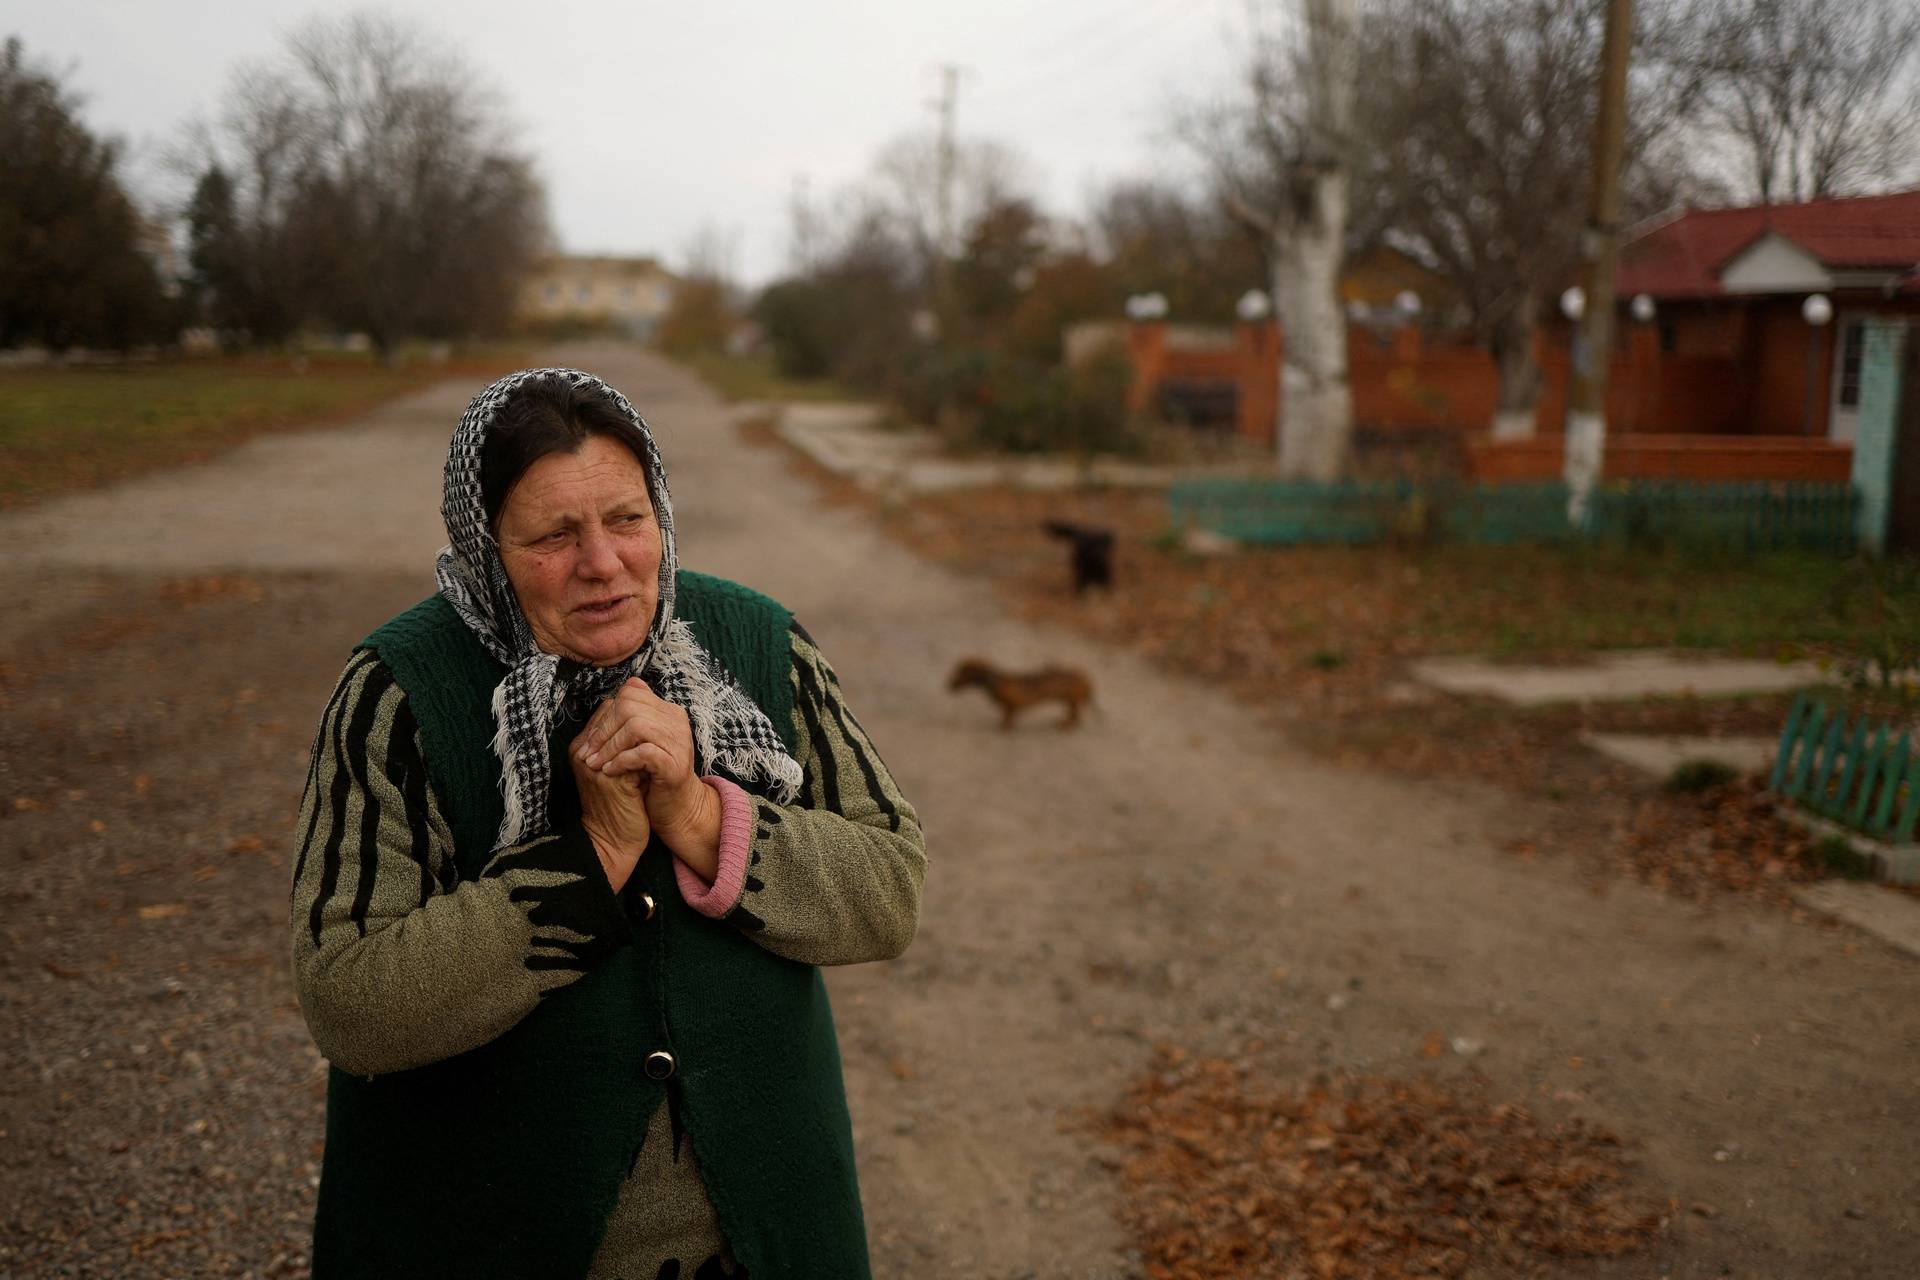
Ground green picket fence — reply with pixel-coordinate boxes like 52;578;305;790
1770;692;1920;846
1167;478;1859;552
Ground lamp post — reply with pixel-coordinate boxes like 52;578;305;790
1802;293;1833;436
1236;289;1271;322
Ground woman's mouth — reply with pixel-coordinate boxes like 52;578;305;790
573;596;629;622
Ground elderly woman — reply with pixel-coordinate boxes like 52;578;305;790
290;368;925;1280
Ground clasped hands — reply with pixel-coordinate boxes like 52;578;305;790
569;677;721;893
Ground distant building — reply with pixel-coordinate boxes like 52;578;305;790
519;255;676;341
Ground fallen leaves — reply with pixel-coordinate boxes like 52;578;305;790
1102;1050;1660;1280
137;904;189;921
1618;778;1825;901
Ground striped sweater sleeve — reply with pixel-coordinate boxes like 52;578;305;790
290;651;631;1078
717;621;926;967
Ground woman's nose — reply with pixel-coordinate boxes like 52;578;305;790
575;526;622;578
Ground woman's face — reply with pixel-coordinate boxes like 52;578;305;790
496;433;663;667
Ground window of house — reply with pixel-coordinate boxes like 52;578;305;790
1838;320;1864;409
544;284;559;303
618;285;634;307
577;285;593;304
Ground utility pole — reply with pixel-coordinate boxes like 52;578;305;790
931;62;961;332
1565;0;1634;525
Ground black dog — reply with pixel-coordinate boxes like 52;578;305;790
1042;520;1115;593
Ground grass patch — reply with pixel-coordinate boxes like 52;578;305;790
882;486;1915;674
677;351;852;405
1407;544;1905;659
0;348;532;506
1813;834;1878;880
0;355;533;510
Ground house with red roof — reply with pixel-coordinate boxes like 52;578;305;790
1611;188;1920;444
1464;188;1920;493
1126;190;1916;504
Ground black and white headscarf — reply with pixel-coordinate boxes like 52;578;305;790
435;368;801;850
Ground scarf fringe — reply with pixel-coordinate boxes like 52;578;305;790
489;678;531;848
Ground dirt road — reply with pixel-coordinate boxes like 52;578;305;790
1;343;1914;1278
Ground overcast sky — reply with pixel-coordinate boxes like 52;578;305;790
13;0;1251;285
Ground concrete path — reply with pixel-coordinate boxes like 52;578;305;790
1792;882;1920;960
1582;732;1782;779
1412;651;1827;705
770;399;1199;493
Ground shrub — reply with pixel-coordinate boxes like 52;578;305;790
1664;759;1740;794
1813;834;1877;881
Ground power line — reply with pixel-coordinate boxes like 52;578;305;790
969;0;1202;110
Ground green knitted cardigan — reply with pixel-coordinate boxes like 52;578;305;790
311;571;871;1280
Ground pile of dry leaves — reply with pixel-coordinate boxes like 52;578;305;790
1616;777;1827;900
1103;1050;1661;1280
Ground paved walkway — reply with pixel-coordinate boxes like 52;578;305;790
1581;732;1782;779
769;398;1230;493
1411;651;1827;705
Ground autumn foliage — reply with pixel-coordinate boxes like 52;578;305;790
1104;1051;1660;1279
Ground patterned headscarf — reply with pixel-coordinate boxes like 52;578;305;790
435;368;801;850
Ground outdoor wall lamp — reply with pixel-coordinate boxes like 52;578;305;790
1236;289;1271;321
1801;292;1832;437
1559;286;1587;321
1125;293;1168;322
1630;293;1656;323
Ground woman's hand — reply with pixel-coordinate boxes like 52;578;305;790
568;729;650;894
578;678;721;881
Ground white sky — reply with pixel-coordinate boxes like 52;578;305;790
12;0;1251;285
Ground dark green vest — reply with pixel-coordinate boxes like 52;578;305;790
312;571;871;1279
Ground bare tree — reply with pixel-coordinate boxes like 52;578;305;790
1684;0;1920;203
185;11;548;356
871;131;1034;297
1358;0;1702;438
1199;0;1359;480
1089;179;1268;323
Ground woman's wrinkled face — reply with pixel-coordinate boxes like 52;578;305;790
496;433;663;667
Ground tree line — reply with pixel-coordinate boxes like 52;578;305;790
1;15;547;357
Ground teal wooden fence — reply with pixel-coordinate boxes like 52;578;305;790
1770;692;1919;846
1167;479;1859;552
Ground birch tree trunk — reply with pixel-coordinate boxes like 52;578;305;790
1275;0;1357;481
1491;308;1544;440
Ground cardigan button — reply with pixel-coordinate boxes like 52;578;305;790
644;1050;677;1081
639;892;657;922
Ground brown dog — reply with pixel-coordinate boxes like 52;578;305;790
947;658;1093;730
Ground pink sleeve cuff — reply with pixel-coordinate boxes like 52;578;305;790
673;776;753;918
